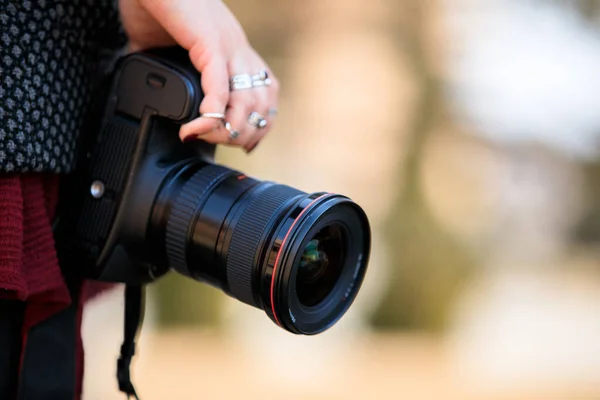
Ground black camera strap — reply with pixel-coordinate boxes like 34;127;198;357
117;284;145;400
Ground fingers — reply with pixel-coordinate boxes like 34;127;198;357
244;69;279;152
181;48;280;151
219;55;269;148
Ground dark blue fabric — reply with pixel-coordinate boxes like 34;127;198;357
0;0;126;173
0;300;24;400
17;298;79;400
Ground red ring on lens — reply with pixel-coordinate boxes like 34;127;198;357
269;193;331;327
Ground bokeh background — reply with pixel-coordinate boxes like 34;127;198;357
81;1;600;399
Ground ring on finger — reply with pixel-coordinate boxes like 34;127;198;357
230;70;272;91
248;111;268;129
252;69;269;82
200;112;226;119
250;78;272;88
230;74;253;91
250;69;272;87
224;121;240;141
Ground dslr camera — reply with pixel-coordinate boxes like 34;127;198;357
54;46;371;336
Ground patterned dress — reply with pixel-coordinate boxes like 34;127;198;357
0;1;126;398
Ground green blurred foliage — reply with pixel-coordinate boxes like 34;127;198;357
552;0;600;254
370;203;475;332
573;161;600;246
150;274;225;327
573;0;600;18
368;82;476;332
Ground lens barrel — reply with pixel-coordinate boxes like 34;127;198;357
157;163;370;335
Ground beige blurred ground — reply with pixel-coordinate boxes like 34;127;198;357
85;330;600;400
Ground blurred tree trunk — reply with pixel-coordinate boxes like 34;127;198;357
569;0;600;251
574;161;600;248
368;0;476;332
576;0;600;19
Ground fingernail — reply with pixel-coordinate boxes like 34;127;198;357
245;142;260;154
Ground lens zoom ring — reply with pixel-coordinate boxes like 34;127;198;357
226;184;303;306
165;164;233;276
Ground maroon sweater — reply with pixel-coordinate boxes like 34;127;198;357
0;173;114;399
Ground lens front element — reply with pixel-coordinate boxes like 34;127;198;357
296;224;346;307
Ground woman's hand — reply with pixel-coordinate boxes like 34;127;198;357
119;0;279;152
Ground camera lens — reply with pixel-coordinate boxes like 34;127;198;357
156;163;370;335
296;224;345;307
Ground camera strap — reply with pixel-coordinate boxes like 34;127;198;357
117;284;145;400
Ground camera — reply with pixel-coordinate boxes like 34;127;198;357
54;47;371;335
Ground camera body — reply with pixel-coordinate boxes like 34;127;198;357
55;47;215;285
52;46;372;398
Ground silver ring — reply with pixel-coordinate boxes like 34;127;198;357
252;69;269;82
251;78;272;88
230;70;272;91
230;74;253;91
224;122;240;141
251;70;271;88
200;112;225;119
251;70;271;87
248;112;267;129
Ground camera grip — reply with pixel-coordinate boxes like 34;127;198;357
56;47;215;280
75;118;139;251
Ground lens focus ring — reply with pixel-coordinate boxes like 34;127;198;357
165;164;233;277
226;184;303;307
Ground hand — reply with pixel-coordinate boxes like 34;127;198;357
119;0;279;152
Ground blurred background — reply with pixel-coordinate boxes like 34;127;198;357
82;0;600;399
